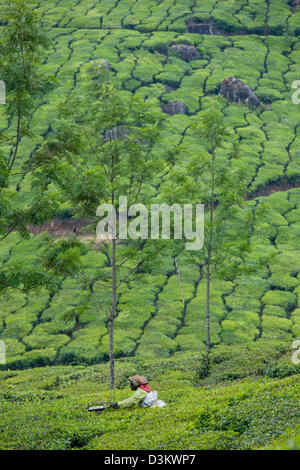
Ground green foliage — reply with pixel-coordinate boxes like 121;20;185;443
1;321;33;340
0;0;52;120
261;315;293;341
58;326;106;365
1;0;300;379
0;344;299;449
262;290;297;312
23;333;70;351
0;1;81;294
136;331;177;359
269;274;299;291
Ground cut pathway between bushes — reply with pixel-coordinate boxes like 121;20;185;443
24;181;300;239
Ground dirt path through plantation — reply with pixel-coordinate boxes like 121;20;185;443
28;217;93;239
27;180;300;238
247;179;300;200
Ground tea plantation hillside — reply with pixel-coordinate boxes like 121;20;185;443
1;0;300;370
2;186;300;369
1;343;300;450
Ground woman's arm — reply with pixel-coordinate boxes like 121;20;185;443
118;388;148;409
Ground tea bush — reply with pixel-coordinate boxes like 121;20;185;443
1;0;300;371
262;290;297;312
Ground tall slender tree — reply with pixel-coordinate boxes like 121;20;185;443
31;65;176;388
0;0;79;295
0;0;51;170
162;100;266;363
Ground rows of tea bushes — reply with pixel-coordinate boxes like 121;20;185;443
28;0;300;35
2;27;300;207
1;0;300;368
1;188;300;368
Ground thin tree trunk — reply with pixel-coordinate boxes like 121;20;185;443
175;256;185;308
9;35;25;171
206;264;210;358
9;110;21;171
108;138;117;390
205;143;215;364
109;237;117;390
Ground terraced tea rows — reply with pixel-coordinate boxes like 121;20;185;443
1;0;300;368
2;28;300;202
0;188;300;368
26;0;300;35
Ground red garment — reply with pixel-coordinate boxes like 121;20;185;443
139;384;151;393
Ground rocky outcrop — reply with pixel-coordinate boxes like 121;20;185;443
219;76;260;108
103;127;148;146
103;126;129;142
162;101;188;116
186;22;215;35
170;44;201;62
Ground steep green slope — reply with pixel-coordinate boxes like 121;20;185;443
1;0;300;367
1;188;300;368
21;0;300;35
